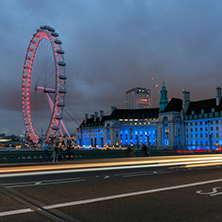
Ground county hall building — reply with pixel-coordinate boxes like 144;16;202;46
76;84;222;150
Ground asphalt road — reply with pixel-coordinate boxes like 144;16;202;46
0;156;222;222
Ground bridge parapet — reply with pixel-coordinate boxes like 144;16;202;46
0;149;220;163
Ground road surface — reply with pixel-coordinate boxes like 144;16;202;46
0;154;222;221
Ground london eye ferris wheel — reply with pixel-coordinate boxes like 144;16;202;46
21;25;67;143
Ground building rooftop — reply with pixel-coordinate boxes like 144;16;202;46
107;108;159;120
163;98;183;113
80;108;159;128
185;98;222;115
125;87;150;94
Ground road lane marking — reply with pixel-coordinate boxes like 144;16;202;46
196;187;222;196
0;208;33;217
114;170;164;176
1;177;85;188
1;177;222;217
1;177;82;186
1;159;222;178
35;181;41;185
122;173;154;177
5;179;85;188
122;171;172;178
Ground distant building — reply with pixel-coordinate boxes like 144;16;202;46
77;83;222;150
125;87;151;109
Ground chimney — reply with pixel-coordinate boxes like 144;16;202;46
94;111;98;122
100;110;104;121
216;87;221;106
111;106;117;113
84;113;88;123
183;91;190;114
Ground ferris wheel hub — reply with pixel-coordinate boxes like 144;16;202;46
36;86;55;93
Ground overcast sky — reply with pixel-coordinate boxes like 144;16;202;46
1;0;222;136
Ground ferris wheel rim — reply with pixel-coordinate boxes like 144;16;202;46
21;25;66;143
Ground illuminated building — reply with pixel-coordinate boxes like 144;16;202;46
125;87;151;109
77;107;159;148
183;88;222;149
77;84;222;150
157;87;222;150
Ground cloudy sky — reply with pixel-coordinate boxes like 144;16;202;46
1;0;222;136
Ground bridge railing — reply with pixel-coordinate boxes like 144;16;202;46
0;148;221;163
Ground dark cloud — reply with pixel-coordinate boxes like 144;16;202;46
1;0;222;135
